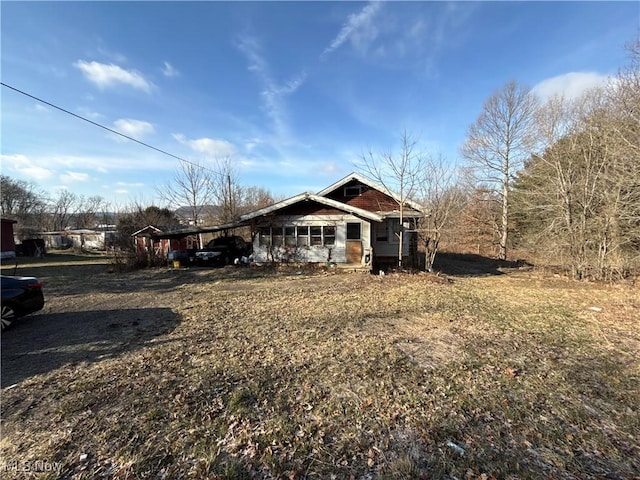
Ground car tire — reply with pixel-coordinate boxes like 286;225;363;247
1;304;17;331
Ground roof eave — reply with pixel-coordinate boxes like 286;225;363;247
238;192;384;223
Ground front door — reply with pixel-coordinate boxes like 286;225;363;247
346;222;362;264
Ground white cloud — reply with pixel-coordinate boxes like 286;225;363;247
41;153;173;172
114;189;129;195
77;107;104;120
244;137;264;153
74;60;153;93
236;35;305;142
532;72;610;102
0;153;55;180
113;118;155;138
116;181;145;187
322;1;383;57
162;61;179;77
173;133;237;158
60;171;90;183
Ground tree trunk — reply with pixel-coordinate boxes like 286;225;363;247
499;171;509;260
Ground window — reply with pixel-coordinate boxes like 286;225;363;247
389;219;401;243
346;222;361;240
272;227;283;247
323;226;335;246
310;226;322;246
284;227;296;246
344;185;362;197
296;226;309;246
259;227;271;246
375;222;388;242
261;224;338;248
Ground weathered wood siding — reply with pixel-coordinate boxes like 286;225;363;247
325;180;398;212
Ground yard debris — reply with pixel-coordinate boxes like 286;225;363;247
588;306;603;312
446;440;466;456
504;366;521;378
0;257;638;480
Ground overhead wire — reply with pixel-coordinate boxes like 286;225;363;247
0;81;225;177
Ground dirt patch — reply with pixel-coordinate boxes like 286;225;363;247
367;314;482;370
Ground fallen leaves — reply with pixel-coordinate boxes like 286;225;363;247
1;267;638;479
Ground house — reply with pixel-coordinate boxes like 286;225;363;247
1;218;17;260
239;173;425;269
132;225;199;258
38;227;118;251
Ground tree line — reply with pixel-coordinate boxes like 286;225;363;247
3;39;637;280
1;157;276;252
362;39;638;281
461;40;639;281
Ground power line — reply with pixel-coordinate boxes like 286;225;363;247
1;81;224;177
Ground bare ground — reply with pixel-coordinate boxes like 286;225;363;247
1;254;638;479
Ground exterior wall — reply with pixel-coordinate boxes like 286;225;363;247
251;214;372;264
1;219;17;259
371;218;413;257
39;231;115;251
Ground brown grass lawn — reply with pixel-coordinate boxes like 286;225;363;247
1;255;639;479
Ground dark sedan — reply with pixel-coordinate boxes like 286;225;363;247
194;236;250;266
1;275;45;331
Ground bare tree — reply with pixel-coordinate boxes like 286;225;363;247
360;131;426;268
208;157;243;224
75;195;108;229
0;175;48;237
462;80;539;260
514;63;640;281
417;156;464;271
48;189;76;231
157;160;217;228
0;175;46;220
239;186;277;215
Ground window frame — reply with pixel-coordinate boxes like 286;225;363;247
344;185;362;197
323;225;335;246
346;222;362;240
260;224;339;248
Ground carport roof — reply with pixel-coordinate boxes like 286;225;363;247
148;221;246;239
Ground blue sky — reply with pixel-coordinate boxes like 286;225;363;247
1;1;637;207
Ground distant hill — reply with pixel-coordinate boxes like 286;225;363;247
173;205;221;225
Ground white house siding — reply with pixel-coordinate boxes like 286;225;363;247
251;214;372;264
40;231;116;251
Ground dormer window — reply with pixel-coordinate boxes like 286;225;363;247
344;185;363;197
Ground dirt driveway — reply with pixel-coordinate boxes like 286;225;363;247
1;256;217;387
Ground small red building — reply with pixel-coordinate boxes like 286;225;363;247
1;218;17;260
131;225;198;258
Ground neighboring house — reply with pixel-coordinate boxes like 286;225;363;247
1;218;17;260
38;227;118;251
239;173;425;269
132;225;199;258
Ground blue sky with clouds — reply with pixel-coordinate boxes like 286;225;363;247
1;1;637;206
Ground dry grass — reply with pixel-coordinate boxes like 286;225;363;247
1;261;638;479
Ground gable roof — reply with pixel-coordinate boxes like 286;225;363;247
239;192;384;222
317;172;424;212
131;225;165;237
